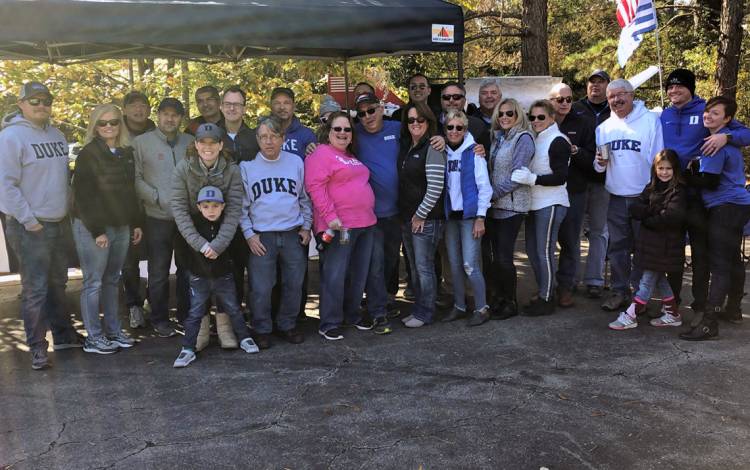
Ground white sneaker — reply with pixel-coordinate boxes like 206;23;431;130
401;314;414;324
650;312;682;327
240;337;260;354
173;348;196;368
404;317;425;328
609;312;637;330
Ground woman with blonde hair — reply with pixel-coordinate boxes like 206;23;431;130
72;103;143;354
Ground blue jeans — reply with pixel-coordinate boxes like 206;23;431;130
557;191;587;290
607;195;642;295
402;220;443;323
582;182;609;287
145;216;190;326
444;218;487;311
319;226;374;332
525;205;567;301
72;219;130;339
183;272;250;350
5;218;76;350
248;230;307;334
635;270;673;303
365;215;401;318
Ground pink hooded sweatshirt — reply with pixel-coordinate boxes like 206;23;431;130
304;144;376;234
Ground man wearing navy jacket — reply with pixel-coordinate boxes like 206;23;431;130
660;68;750;319
270;87;316;160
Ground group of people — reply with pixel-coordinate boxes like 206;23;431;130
1;66;748;371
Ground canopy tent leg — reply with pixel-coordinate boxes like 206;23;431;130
457;52;464;85
343;57;350;109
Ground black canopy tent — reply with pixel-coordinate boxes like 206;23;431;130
0;0;464;62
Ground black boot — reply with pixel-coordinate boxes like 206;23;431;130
522;297;555;317
680;307;719;341
491;299;518;320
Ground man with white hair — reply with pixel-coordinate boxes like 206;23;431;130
470;78;502;129
594;79;663;311
548;83;596;308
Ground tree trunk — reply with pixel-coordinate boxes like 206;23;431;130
713;0;744;99
181;60;191;120
520;0;549;75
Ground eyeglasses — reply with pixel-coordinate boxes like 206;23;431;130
441;94;464;101
26;97;53;107
356;107;378;118
445;124;465;131
332;126;352;133
409;84;428;91
222;101;245;109
96;119;121;127
528;114;548;121
407;117;427;124
497;111;515;118
553;96;572;104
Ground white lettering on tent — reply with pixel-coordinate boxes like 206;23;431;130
432;24;454;44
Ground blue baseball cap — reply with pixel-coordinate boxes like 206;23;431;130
197;186;224;204
195;123;224;142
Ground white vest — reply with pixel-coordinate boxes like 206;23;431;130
529;123;570;211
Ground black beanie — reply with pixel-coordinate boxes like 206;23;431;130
665;68;696;96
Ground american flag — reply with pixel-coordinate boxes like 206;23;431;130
617;0;658;67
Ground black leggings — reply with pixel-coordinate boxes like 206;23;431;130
488;214;524;302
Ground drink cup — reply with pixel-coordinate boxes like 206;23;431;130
597;143;613;162
339;228;350;245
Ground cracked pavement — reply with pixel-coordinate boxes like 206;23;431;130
0;258;749;470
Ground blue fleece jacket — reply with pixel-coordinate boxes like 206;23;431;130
661;96;750;170
282;117;316;160
355;120;401;218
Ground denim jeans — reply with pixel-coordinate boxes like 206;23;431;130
488;214;524;303
72;219;130;339
634;270;673;303
707;203;750;309
365;215;402;318
5;218;76;350
248;230;307;334
183;272;250;350
606;195;642;295
402;219;443;323
582;182;609;287
319;226;374;332
444;218;487;311
556;190;587;290
525;205;567;301
145;216;189;326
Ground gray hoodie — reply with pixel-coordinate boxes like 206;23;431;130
0;112;69;229
133;127;194;220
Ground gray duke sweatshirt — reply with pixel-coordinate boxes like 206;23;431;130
0;113;69;229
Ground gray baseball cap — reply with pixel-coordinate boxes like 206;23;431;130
195;123;224;142
19;81;52;100
197;185;224;204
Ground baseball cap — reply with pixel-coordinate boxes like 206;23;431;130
123;90;150;107
319;95;341;116
157;97;185;115
588;69;611;82
355;92;379;107
19;82;52;100
195;123;224;142
197;186;224;204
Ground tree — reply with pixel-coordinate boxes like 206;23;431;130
520;0;550;75
713;0;745;99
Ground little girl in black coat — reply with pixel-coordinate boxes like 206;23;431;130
609;149;687;330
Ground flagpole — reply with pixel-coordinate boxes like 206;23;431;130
654;21;665;108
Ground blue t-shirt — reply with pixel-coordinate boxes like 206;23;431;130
699;131;750;209
355;120;401;218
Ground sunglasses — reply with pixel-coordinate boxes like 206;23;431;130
356;107;378;118
332;126;352;133
26;97;53;107
319;116;329;124
528;114;548;122
96;119;121;127
497;111;515;118
441;94;464;101
553;96;573;104
407;117;427;124
445;124;465;132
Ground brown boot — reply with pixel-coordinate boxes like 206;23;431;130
557;287;574;308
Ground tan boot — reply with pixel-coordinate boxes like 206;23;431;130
195;315;210;352
215;312;238;349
